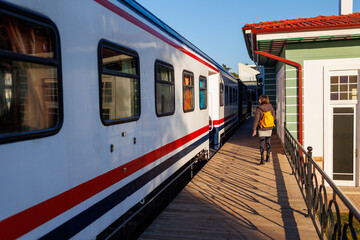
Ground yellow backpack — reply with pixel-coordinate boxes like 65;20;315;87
260;111;275;128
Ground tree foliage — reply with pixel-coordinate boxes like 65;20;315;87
222;64;239;79
230;72;239;78
222;64;231;71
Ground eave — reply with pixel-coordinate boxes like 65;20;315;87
244;27;360;66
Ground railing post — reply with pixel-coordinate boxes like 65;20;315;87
306;146;313;217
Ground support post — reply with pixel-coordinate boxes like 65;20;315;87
306;146;313;217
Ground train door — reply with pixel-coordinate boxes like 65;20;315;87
208;73;220;155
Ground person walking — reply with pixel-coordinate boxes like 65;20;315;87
252;95;276;165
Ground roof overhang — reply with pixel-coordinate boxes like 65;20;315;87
238;63;260;75
243;26;360;66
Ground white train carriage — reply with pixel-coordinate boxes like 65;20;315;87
0;0;222;239
208;70;241;150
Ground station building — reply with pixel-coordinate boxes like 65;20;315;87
243;8;360;186
238;63;262;115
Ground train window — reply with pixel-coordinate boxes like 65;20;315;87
230;87;233;105
99;41;140;124
0;7;61;143
234;88;236;104
225;86;228;106
199;76;207;109
220;83;224;106
235;88;237;104
183;70;194;112
232;88;235;105
235;89;238;104
155;60;174;116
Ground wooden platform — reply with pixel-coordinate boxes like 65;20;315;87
139;118;318;239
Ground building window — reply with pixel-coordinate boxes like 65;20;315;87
99;41;140;124
155;61;174;116
199;76;207;109
220;83;224;106
0;8;61;143
330;75;358;101
183;70;194;112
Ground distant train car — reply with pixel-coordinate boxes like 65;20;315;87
0;0;247;239
239;80;251;120
208;70;243;151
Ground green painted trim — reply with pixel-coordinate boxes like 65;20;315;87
286;106;298;114
286;96;298;104
286;80;298;88
285;122;298;131
285;39;360;62
286;88;298;96
285;115;298;122
289;131;298;139
285;70;298;79
285;65;298;71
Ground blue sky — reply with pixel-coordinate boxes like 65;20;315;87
135;0;360;73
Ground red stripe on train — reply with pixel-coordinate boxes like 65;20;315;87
210;113;237;126
0;125;209;240
94;0;219;73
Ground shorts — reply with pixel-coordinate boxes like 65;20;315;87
258;130;272;137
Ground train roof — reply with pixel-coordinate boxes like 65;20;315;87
121;0;236;79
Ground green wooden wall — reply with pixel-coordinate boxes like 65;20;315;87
283;39;360;140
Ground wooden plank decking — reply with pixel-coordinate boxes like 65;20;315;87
139;118;318;239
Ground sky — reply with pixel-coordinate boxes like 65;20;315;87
135;0;360;73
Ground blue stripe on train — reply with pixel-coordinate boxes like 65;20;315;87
40;134;209;239
210;117;238;149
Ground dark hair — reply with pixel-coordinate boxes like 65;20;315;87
259;95;269;105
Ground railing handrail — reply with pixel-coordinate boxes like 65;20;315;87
284;126;360;239
284;127;360;221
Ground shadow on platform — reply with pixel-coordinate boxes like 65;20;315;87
139;118;318;240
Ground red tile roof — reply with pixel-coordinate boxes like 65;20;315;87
243;12;360;33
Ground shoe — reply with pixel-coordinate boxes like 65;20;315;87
260;156;265;165
265;154;270;162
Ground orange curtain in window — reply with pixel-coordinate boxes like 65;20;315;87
184;75;192;110
184;88;192;110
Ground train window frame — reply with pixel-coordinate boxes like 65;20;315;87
0;3;63;144
220;83;224;107
183;70;194;113
98;39;141;125
155;60;175;117
199;76;207;110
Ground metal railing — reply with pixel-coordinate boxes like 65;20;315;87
284;126;360;239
